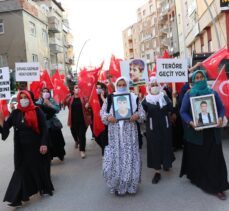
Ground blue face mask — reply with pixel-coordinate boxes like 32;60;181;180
117;87;127;93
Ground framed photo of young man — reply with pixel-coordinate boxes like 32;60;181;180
112;93;133;121
190;94;218;129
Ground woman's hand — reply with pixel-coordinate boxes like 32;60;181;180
107;115;117;123
40;145;48;155
0;111;4;127
217;117;223;128
44;99;52;107
189;121;196;129
130;114;139;122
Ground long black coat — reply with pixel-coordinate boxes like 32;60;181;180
142;96;175;170
0;108;54;204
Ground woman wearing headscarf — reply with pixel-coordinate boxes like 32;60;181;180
36;88;66;161
141;77;174;184
0;90;54;207
100;77;145;196
180;69;229;200
65;84;91;159
92;82;108;156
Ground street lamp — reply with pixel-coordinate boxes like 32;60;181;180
75;39;90;73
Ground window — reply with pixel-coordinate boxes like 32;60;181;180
29;22;36;36
0;21;4;34
146;54;150;60
200;34;204;52
206;27;212;52
42;29;48;43
32;54;38;62
43;57;49;69
0;54;7;67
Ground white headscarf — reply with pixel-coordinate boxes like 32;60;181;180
145;76;167;108
114;76;137;112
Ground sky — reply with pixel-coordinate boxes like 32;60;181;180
59;0;147;71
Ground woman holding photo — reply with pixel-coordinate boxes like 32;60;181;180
180;69;229;200
100;77;145;196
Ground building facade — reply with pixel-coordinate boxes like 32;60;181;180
175;0;229;61
0;0;74;75
122;0;179;70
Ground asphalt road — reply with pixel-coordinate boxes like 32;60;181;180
0;109;229;211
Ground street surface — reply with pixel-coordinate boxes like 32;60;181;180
0;109;229;211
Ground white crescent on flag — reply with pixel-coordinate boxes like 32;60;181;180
219;80;229;96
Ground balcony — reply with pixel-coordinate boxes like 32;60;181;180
161;37;170;47
50;63;65;71
49;37;63;53
48;16;62;33
160;26;169;35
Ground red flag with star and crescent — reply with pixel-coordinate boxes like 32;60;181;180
108;55;122;83
53;79;70;104
78;63;105;137
202;48;229;80
212;65;229;117
89;86;105;137
40;70;53;90
0;100;9;119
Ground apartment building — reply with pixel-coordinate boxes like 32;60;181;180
122;0;179;70
0;0;74;75
176;0;229;58
33;0;65;74
0;0;50;70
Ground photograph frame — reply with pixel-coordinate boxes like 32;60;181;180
112;93;133;121
120;59;148;87
190;94;219;130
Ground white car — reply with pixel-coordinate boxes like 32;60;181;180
7;95;18;113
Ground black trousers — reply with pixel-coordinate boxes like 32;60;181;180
70;123;87;152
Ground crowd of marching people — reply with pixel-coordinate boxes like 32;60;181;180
0;63;229;207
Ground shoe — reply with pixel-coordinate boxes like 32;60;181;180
80;151;86;159
152;173;161;184
59;156;64;161
115;191;126;196
8;201;22;207
163;167;169;171
216;192;226;200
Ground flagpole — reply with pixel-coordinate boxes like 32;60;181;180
76;39;90;73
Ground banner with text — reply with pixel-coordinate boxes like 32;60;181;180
220;0;229;11
0;67;11;100
156;59;188;83
15;62;40;82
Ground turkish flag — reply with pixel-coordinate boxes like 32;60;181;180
162;50;171;58
40;70;53;90
98;69;108;82
78;63;103;99
53;79;70;104
109;55;122;82
89;86;105;137
0;100;9;119
30;81;43;100
202;48;229;79
51;70;61;86
212;66;229;117
60;74;65;83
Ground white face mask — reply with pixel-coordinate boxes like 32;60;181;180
150;86;160;95
42;92;50;99
74;88;79;94
96;88;102;94
20;98;29;108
